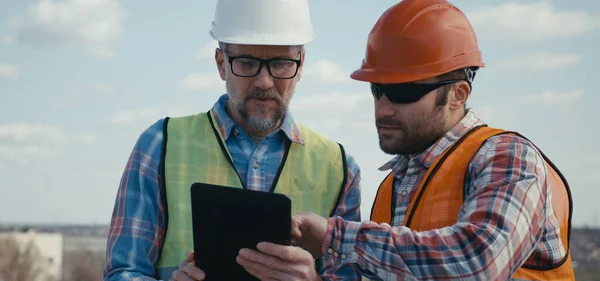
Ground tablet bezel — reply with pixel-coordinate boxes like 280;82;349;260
190;182;292;280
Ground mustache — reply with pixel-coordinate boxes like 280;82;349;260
376;118;405;129
245;89;282;102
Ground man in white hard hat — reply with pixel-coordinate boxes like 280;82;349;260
102;0;362;280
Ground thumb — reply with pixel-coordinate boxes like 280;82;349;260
291;212;312;239
290;214;304;246
186;250;195;263
291;218;302;241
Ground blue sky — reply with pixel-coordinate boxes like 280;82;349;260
0;0;598;227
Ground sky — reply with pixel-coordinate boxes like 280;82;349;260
0;0;599;227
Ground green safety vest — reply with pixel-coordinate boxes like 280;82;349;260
154;111;348;279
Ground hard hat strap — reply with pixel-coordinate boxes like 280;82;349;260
463;67;477;91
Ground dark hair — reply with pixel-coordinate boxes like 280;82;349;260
435;67;479;107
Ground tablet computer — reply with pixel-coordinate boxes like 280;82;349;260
190;182;292;281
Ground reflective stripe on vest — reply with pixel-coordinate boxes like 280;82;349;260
370;125;575;280
155;111;347;279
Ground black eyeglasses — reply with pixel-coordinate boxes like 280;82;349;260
226;53;302;79
370;80;463;104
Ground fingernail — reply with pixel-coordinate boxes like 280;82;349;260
239;248;249;258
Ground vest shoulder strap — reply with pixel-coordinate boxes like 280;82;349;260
287;124;349;217
370;125;503;224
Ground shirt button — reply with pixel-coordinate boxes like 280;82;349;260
253;161;259;169
401;190;408;197
341;254;347;260
233;128;239;136
327;248;333;254
333;252;339;258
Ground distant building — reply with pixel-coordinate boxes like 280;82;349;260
63;235;107;253
0;228;63;281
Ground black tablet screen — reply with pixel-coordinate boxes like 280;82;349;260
190;183;292;280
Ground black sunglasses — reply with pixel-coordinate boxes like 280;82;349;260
371;80;464;104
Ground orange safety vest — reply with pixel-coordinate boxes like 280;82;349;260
370;125;575;280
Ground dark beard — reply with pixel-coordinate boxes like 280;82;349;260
377;108;447;156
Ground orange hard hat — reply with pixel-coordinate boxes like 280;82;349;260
350;0;485;84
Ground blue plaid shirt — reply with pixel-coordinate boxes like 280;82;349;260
103;94;363;280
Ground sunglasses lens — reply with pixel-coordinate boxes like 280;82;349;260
386;89;426;103
371;82;454;104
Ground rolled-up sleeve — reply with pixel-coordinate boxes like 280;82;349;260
317;153;363;280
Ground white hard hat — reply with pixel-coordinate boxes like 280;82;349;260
209;0;315;46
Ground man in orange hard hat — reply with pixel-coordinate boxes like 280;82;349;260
289;0;576;280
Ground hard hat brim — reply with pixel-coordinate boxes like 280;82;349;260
350;68;438;84
350;53;486;84
210;26;314;46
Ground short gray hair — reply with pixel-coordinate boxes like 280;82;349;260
218;41;228;52
217;41;304;53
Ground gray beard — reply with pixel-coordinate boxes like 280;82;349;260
237;103;284;132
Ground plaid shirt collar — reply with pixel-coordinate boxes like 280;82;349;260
209;94;305;145
379;109;486;175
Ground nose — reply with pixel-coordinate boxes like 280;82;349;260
253;65;275;90
375;95;396;120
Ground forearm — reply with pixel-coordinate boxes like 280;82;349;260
317;154;362;280
324;218;538;280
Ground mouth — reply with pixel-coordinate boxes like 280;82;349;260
377;125;401;130
250;97;279;104
250;97;276;101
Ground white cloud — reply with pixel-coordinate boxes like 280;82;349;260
0;145;61;165
493;52;582;71
72;82;118;96
110;108;159;125
291;92;369;113
519;90;583;106
304;60;350;84
72;132;98;144
467;1;600;41
589;174;600;184
7;0;125;58
474;106;498;123
0;35;16;45
0;145;60;165
197;40;218;61
583;155;600;164
53;82;139;108
0;62;21;79
110;107;193;125
291;92;373;136
181;72;225;92
0;123;67;142
0;123;96;165
0;122;97;144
